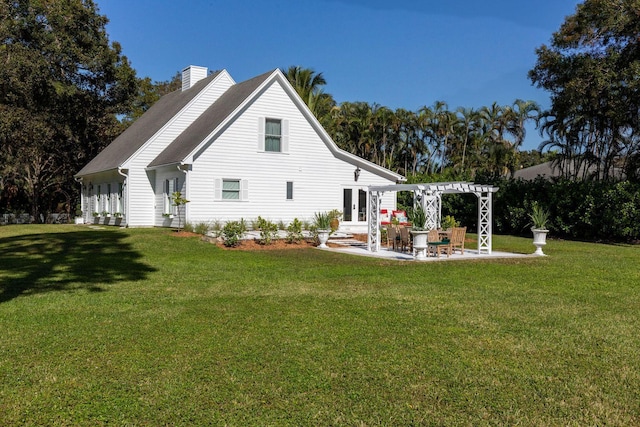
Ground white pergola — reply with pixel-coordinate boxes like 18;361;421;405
367;182;499;255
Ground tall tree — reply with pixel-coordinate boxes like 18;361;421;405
283;65;334;119
529;0;640;181
0;0;138;220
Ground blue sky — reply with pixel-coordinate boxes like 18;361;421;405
95;0;581;151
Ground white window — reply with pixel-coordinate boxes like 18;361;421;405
265;119;281;152
286;181;293;200
215;179;248;201
222;180;240;200
164;178;179;214
258;117;289;152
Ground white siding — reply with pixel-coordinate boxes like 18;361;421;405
187;80;397;231
124;71;235;227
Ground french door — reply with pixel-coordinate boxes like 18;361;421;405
343;188;367;223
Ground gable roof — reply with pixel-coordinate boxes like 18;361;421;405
148;69;274;168
147;68;404;182
75;71;221;176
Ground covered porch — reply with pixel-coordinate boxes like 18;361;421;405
366;182;499;256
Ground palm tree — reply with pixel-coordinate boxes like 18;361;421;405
283;66;333;118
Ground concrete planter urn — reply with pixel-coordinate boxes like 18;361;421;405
532;228;549;256
410;229;430;260
317;229;330;248
74;217;84;225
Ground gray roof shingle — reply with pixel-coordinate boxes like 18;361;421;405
148;69;275;168
76;71;221;176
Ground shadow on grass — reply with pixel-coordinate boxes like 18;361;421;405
0;228;156;303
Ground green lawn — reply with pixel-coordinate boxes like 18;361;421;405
1;225;639;426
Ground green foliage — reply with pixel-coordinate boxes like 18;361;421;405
529;202;550;230
408;205;427;230
489;178;640;241
221;220;247;247
171;191;189;232
313;211;331;230
285;218;304;244
256;216;278;245
182;222;194;233
529;0;640;182
0;0;138;220
441;215;459;230
193;222;211;236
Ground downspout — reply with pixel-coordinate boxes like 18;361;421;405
74;176;83;223
117;167;129;227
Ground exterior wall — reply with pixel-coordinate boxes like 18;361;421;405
124;72;235;227
186;80;397;231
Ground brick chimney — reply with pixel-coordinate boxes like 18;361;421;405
181;65;208;91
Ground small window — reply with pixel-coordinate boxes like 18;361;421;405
286;181;293;200
222;179;240;200
265;119;281;152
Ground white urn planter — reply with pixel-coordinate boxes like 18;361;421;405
410;230;430;260
532;228;549;256
74;217;84;224
317;229;330;248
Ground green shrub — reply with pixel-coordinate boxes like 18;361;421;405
182;222;194;233
286;218;304;243
441;215;460;230
221;220;246;247
256;216;278;245
193;221;211;235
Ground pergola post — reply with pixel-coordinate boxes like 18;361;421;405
477;191;492;254
367;191;382;251
423;192;440;231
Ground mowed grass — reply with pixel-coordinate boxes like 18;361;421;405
1;225;639;426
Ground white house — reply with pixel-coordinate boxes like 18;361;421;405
75;66;404;232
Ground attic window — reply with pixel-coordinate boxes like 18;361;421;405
265;119;281;152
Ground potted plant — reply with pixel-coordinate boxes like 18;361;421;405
409;205;430;260
328;209;342;232
530;202;550;256
313;211;331;248
74;205;84;224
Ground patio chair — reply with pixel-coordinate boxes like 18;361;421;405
399;226;411;252
386;225;398;250
447;226;467;255
427;229;450;258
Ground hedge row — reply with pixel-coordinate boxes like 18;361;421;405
442;179;640;242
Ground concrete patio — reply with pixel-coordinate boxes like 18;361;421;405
324;234;531;262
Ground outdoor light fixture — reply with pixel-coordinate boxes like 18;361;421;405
354;167;361;182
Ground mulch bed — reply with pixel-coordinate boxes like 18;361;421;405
172;230;368;251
